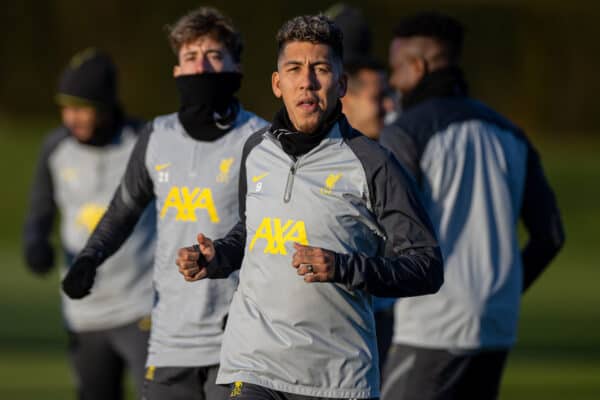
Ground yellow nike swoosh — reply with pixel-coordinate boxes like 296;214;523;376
252;172;269;183
155;163;171;171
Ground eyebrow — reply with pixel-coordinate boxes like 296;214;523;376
282;60;332;67
182;48;224;57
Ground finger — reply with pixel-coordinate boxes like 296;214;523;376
296;263;320;276
187;251;199;262
178;260;200;270
293;253;327;266
178;264;199;276
197;233;211;247
184;268;207;281
304;272;327;283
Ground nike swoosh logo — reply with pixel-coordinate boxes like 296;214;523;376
155;163;171;171
252;172;269;183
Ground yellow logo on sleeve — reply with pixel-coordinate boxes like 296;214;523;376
160;186;220;223
320;173;342;195
249;217;308;255
217;158;235;183
76;203;107;233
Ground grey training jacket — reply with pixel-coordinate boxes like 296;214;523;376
24;123;155;332
75;108;268;367
206;116;443;399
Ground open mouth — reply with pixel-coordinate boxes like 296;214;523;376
297;98;319;112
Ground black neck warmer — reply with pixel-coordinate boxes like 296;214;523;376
176;72;242;141
402;66;469;110
270;101;343;157
76;106;124;147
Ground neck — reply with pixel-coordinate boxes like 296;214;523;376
402;66;468;110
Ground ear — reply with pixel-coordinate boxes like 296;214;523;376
173;65;181;77
338;72;348;98
271;71;282;98
413;58;427;82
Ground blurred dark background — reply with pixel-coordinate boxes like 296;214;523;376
2;0;600;134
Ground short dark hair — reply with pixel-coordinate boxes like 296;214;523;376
276;15;344;66
167;7;243;62
393;12;464;63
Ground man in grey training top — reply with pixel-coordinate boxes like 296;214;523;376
23;49;155;400
61;8;267;400
379;12;565;400
177;14;443;400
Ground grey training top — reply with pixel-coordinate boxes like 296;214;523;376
380;97;564;350
24;123;156;332
205;116;443;399
74;108;268;367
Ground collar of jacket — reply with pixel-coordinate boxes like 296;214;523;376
270;101;344;157
402;66;469;111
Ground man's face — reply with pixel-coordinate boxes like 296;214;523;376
341;68;386;139
272;41;347;134
61;105;98;142
388;38;425;95
173;35;239;76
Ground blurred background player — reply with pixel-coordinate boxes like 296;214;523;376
22;48;156;400
379;12;565;399
327;3;387;140
61;7;267;400
326;4;396;372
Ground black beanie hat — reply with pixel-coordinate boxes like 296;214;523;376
56;48;118;108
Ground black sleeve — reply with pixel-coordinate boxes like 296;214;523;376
520;144;565;292
76;122;155;266
338;132;444;297
207;128;267;278
22;129;69;273
379;124;421;181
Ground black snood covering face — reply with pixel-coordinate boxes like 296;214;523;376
176;72;242;141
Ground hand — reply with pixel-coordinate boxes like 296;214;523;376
61;257;97;299
25;241;55;275
291;243;336;283
176;233;215;282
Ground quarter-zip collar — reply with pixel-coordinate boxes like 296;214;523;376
270;101;343;158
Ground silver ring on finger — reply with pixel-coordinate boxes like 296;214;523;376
306;264;314;274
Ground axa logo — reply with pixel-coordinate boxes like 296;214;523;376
249;217;308;255
160;186;219;223
216;158;234;183
76;203;107;233
320;173;342;195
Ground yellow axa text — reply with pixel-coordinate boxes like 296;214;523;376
160;186;220;223
249;217;309;255
76;203;107;233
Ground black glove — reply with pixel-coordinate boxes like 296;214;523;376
61;256;98;299
24;241;55;275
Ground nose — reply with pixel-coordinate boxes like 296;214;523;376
195;56;214;74
298;67;318;91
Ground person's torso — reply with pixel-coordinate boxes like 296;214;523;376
49;124;155;332
391;98;528;349
218;125;381;398
145;109;268;367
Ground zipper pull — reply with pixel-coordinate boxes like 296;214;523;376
283;164;296;203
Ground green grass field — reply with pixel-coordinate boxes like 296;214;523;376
1;119;598;399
